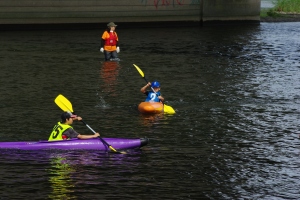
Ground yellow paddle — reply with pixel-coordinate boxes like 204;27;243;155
54;94;125;154
133;64;176;114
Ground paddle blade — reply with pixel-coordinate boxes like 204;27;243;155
164;104;176;114
133;64;145;78
109;146;126;154
54;94;74;112
98;136;126;154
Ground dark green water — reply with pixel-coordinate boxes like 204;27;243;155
0;23;299;199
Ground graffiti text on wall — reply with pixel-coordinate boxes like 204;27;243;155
140;0;200;9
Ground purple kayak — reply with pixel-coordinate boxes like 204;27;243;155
0;138;148;151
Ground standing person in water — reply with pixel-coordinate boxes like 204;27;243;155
100;22;120;61
140;81;164;102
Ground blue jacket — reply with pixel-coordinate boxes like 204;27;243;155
145;91;161;102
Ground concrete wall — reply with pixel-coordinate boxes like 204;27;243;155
0;0;260;25
203;0;261;22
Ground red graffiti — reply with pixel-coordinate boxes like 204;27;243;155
141;0;198;9
145;0;185;9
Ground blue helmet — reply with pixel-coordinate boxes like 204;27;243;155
151;81;160;88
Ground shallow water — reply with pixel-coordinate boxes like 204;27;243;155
0;22;300;199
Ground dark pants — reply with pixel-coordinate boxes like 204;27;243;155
104;50;118;61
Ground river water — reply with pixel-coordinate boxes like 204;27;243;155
0;21;300;199
261;0;275;8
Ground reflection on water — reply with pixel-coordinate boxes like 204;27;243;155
96;61;121;109
138;113;176;130
99;61;120;97
48;155;75;200
0;22;300;199
0;150;146;199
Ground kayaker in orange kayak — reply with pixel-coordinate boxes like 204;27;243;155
140;81;164;102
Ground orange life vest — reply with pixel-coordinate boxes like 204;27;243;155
102;31;118;51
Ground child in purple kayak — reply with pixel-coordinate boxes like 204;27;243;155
48;111;100;141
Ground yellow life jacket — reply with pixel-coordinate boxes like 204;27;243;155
48;122;73;141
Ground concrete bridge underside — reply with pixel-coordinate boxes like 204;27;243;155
0;0;261;26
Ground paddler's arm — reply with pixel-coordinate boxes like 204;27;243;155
72;116;82;121
63;129;100;140
141;82;151;93
71;116;100;139
77;133;100;139
158;95;164;102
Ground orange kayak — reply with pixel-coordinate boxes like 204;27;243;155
138;102;164;114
